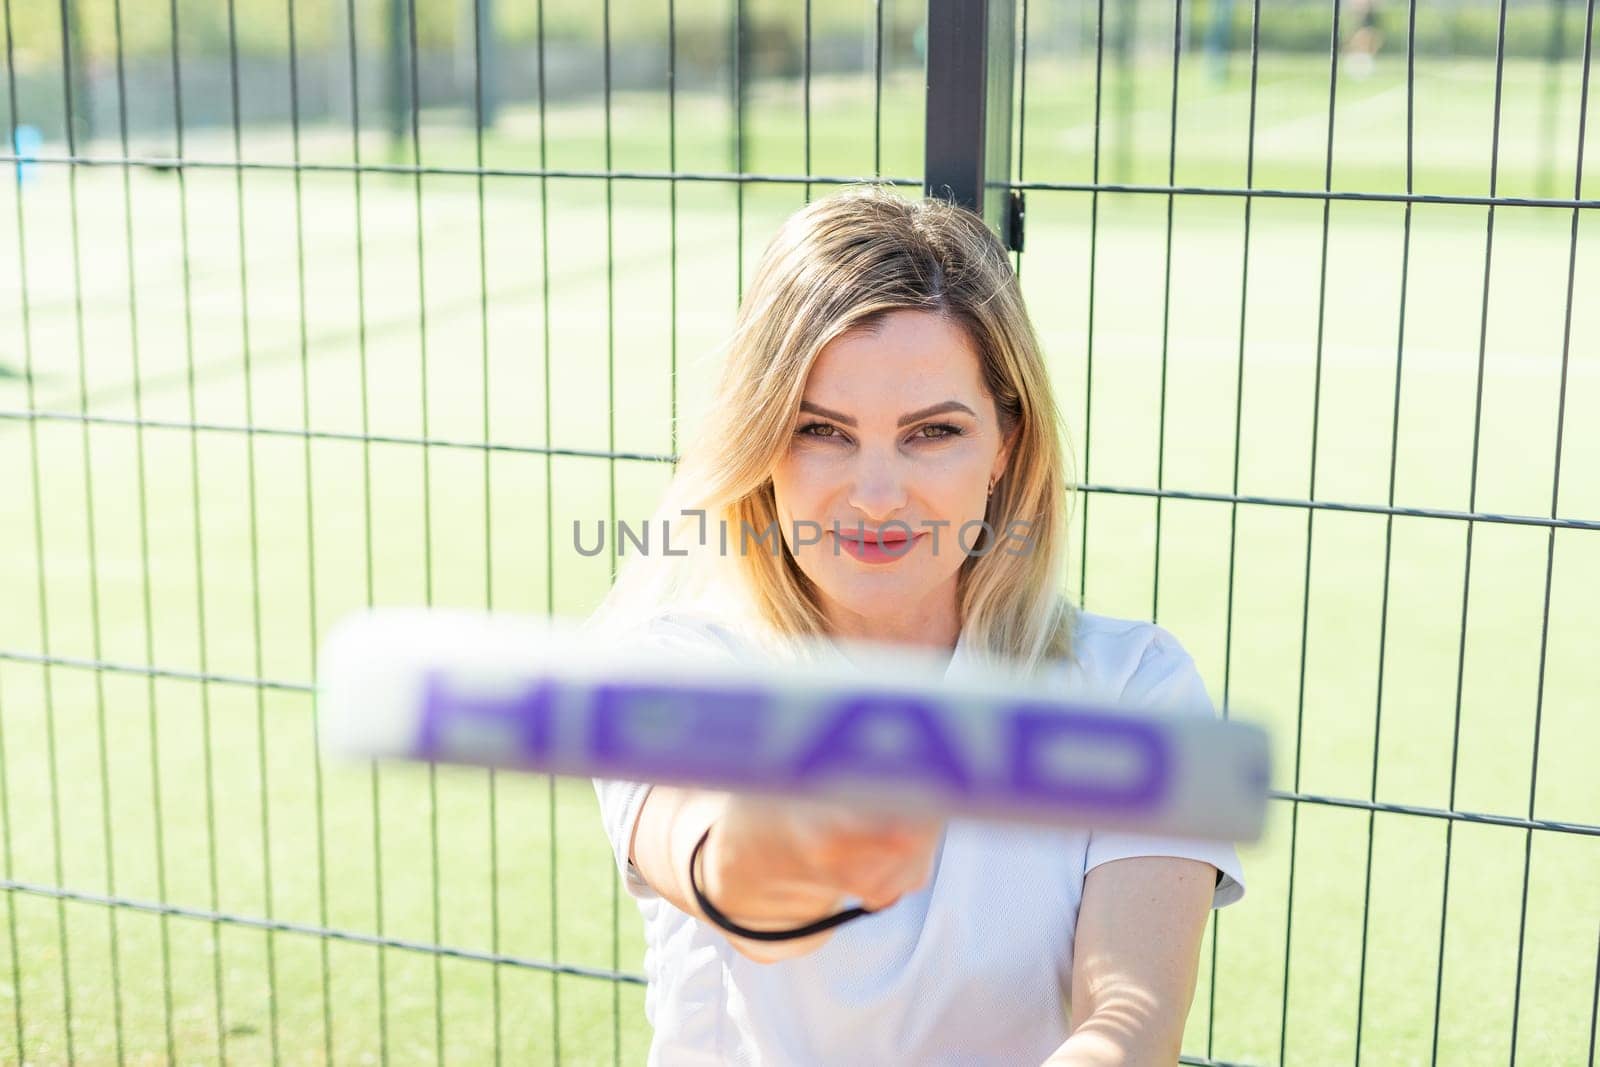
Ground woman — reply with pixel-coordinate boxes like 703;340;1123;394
588;186;1245;1065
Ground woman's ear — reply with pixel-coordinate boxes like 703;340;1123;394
991;422;1018;487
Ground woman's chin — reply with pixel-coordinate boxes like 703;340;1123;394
820;581;924;621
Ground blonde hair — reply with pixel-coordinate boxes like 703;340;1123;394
586;185;1076;676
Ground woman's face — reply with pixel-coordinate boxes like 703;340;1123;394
770;309;1013;647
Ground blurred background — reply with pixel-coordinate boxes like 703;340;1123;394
1;1;1597;1064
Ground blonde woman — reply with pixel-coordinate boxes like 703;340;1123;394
588;186;1245;1065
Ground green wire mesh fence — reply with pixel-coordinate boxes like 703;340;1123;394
1;0;1597;1063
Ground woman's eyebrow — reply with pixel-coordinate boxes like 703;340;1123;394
798;399;978;428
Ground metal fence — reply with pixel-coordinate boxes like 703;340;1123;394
1;0;1597;1063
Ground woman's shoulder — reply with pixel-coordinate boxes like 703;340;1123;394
1058;610;1208;710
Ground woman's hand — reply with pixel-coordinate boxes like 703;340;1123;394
628;786;943;963
699;794;944;953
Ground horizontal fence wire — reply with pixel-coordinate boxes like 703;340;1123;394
1012;178;1600;210
3;411;1597;533
0;878;644;987
8;151;1600;207
0;648;1596;843
7;154;926;186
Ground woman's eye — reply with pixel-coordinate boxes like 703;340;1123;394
796;421;961;443
915;423;963;440
797;421;842;439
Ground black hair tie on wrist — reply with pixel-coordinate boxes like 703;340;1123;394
688;824;875;942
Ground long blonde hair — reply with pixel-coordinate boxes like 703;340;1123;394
586;185;1076;676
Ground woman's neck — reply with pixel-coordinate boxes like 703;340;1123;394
822;591;962;658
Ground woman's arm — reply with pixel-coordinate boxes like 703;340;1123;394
1042;855;1217;1066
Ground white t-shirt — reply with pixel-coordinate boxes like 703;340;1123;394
593;609;1247;1066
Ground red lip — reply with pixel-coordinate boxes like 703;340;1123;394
830;529;924;564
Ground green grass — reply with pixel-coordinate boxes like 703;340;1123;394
1;49;1598;1065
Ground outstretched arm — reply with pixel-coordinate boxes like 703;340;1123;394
631;785;942;965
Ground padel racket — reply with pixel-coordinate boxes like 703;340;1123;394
317;608;1271;842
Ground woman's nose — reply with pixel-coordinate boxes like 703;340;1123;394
845;454;910;518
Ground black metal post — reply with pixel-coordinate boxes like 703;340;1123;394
1113;0;1136;185
63;0;92;145
476;0;498;129
924;0;1022;251
1537;0;1569;198
386;0;406;149
732;0;745;175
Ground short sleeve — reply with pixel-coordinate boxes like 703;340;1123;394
593;776;661;901
590;611;746;903
1082;628;1247;909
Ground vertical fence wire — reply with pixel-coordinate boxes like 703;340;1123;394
1213;1;1264;1056
337;0;390;1058
0;669;19;1058
107;0;178;1056
1591;922;1600;1064
1353;3;1420;1062
1078;0;1107;607
1279;2;1346;1060
733;0;744;294
601;0;621;1060
534;0;562;1057
874;0;885;179
1509;0;1592;1060
220;0;285;1055
670;0;681;461
281;0;338;1058
664;9;681;1049
394;0;449;1055
802;0;812;205
467;0;505;1061
1150;0;1182;625
1432;3;1512;1062
0;21;16;1054
69;0;122;1055
162;0;231;1056
1014;0;1030;285
33;1;77;1060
